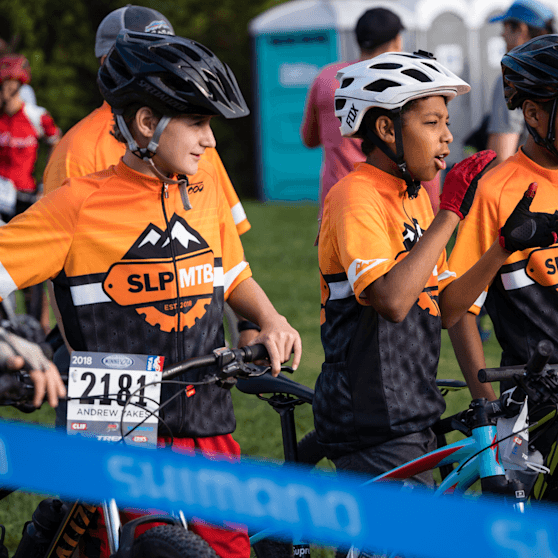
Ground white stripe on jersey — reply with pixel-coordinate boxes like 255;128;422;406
0;262;17;300
347;258;387;290
501;268;535;291
71;283;111;306
224;261;248;293
231;202;247;226
473;290;487;309
213;266;224;288
438;270;456;282
329;280;353;301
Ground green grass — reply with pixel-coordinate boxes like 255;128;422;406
0;201;505;556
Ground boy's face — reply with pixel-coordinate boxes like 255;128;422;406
154;114;216;176
400;96;452;183
0;79;20;104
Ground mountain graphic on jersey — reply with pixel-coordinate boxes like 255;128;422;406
103;214;215;332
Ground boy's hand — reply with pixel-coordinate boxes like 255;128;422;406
248;316;302;377
499;183;558;253
439;150;497;219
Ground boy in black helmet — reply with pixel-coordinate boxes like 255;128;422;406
0;31;301;558
449;35;558;407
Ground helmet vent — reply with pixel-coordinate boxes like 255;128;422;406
172;44;202;62
370;63;402;70
534;52;558;69
422;63;441;73
402;69;432;82
340;78;354;88
335;99;347;110
364;79;400;92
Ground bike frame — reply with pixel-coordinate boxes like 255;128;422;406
370;423;505;495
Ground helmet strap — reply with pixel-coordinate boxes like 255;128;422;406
363;109;422;199
525;97;558;160
115;113;192;210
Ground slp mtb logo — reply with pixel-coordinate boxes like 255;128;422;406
103;214;215;333
346;104;358;129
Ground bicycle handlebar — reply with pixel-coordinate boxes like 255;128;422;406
478;340;554;383
161;344;269;381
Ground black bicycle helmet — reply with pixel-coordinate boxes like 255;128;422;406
502;34;558;158
97;30;249;119
502;34;558;110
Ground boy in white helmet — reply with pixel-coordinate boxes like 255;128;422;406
313;51;558;487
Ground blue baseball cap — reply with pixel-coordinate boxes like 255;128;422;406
489;0;554;29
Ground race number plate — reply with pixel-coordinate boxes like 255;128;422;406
67;352;164;448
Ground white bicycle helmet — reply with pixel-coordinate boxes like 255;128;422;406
334;50;470;197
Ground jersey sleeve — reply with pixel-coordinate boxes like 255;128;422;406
328;186;397;304
204;148;250;235
448;181;500;314
216;183;251;300
0;186;78;300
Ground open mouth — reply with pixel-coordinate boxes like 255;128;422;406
435;154;447;170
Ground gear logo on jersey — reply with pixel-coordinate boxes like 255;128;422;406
103;214;215;332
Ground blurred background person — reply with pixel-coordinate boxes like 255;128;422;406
0;54;60;333
486;0;555;166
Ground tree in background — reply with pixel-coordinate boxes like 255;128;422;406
0;0;286;198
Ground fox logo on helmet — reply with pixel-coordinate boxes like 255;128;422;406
103;214;216;333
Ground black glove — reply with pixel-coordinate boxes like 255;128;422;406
499;182;558;253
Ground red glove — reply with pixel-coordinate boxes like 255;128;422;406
439;150;497;220
499;183;558;253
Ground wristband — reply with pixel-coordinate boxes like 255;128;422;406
237;320;261;333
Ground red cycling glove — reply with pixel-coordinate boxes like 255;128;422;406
439;150;497;220
499;183;558;253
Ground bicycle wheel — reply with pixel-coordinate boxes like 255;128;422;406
252;430;328;558
132;525;218;558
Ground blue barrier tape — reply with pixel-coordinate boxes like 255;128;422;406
1;420;558;557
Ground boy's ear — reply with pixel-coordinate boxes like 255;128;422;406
134;106;158;139
375;115;395;144
522;100;544;131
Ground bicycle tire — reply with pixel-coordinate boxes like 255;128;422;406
132;525;218;558
252;430;327;558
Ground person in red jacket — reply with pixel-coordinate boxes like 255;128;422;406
0;54;60;331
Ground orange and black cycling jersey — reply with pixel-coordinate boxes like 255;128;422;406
450;148;558;368
43;101;250;235
315;163;455;458
0;159;251;437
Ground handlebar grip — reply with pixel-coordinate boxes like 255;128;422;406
526;339;554;374
0;373;30;402
478;365;524;383
478;340;554;383
241;344;268;362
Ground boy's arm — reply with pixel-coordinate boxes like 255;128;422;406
367;151;498;323
447;312;496;400
365;209;459;322
227;277;302;376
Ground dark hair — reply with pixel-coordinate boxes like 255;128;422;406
358;100;419;157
